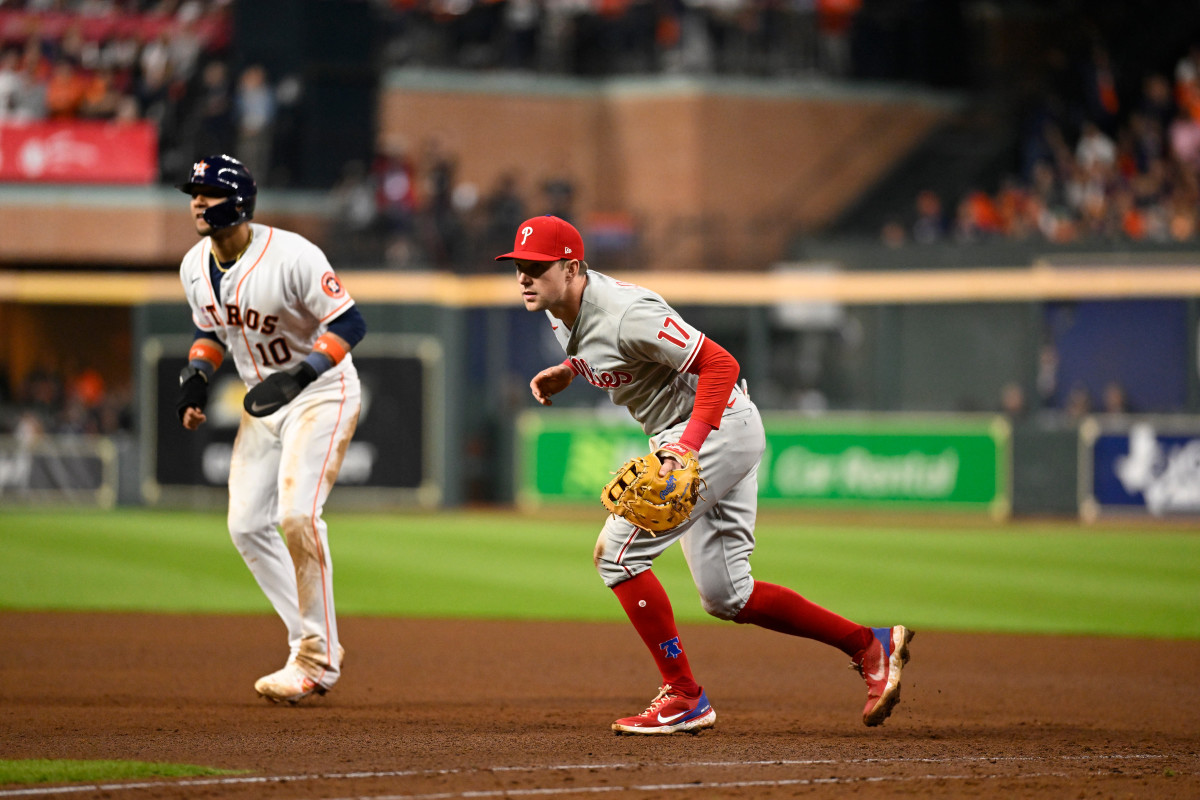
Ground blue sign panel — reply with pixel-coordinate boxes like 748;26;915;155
1090;423;1200;515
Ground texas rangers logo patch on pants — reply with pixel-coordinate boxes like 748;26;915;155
659;636;683;658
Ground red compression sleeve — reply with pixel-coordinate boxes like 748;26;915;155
676;338;739;453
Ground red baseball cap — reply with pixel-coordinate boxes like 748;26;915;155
495;215;585;262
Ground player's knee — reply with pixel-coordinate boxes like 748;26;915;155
697;580;753;620
227;526;247;550
279;515;314;546
227;497;273;538
280;514;322;564
698;594;741;620
595;556;633;588
279;514;311;537
595;556;620;586
227;515;262;547
593;530;626;583
227;521;275;557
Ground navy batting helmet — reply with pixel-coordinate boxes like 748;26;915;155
177;154;257;229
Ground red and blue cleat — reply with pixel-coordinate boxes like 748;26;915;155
612;685;716;735
853;625;915;727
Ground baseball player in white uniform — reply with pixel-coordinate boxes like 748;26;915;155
175;154;366;704
500;215;913;734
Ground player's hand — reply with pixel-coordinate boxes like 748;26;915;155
181;407;207;430
176;366;209;426
601;445;704;535
244;362;318;417
656;442;693;477
530;363;574;406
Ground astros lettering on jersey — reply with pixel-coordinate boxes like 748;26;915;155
180;222;357;387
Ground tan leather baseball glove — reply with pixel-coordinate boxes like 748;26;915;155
601;444;703;535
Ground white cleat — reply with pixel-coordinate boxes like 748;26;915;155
255;644;344;704
254;663;326;705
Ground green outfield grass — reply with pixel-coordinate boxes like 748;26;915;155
4;508;1198;638
0;759;242;785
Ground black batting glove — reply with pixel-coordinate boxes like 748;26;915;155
243;362;318;417
177;366;210;421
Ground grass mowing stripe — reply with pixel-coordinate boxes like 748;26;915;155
751;524;1200;637
2;509;1197;638
0;759;243;785
7;523;268;613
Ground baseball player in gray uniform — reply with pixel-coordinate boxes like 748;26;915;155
499;215;913;734
175;154;366;704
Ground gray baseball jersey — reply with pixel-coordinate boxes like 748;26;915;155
548;270;762;617
547;270;751;435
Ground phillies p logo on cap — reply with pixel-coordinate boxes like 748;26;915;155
495;215;585;262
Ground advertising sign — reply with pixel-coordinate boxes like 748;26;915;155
143;336;441;504
758;417;1007;512
519;414;650;503
0;121;157;184
1081;417;1200;519
0;434;117;507
518;411;1010;516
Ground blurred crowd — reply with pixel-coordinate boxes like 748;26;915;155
0;0;879;196
328;134;582;271
998;341;1133;426
0;0;308;185
0;361;133;439
885;40;1200;247
7;0;1198;255
377;0;867;79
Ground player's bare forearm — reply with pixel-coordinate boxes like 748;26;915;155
181;407;207;430
530;364;574;406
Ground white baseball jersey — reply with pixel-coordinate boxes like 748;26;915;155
178;221;360;692
180;222;356;388
547;270;750;435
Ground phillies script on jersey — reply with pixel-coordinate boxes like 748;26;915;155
568;357;634;389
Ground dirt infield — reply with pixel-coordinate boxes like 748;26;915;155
3;611;1197;799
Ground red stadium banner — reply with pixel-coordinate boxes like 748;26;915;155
0;10;230;47
0;121;157;184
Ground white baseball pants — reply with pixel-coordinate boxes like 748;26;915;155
226;369;361;688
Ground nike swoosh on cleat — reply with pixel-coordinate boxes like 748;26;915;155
250;401;279;413
656;710;688;724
